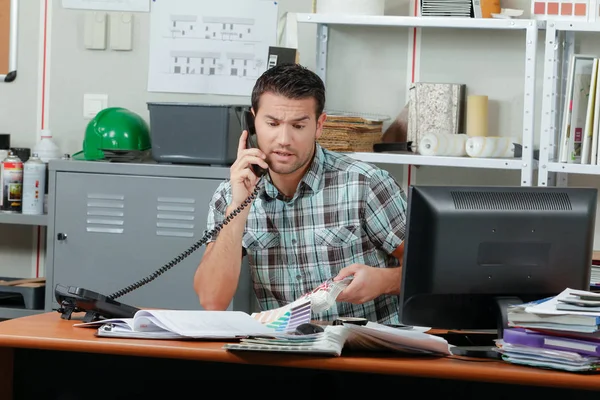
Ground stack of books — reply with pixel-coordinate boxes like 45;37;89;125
591;251;600;289
499;288;600;372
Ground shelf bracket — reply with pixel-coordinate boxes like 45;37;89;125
316;23;329;84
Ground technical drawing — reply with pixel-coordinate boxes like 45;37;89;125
170;15;198;37
202;17;255;42
169;51;263;78
148;0;278;96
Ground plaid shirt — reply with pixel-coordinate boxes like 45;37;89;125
205;143;407;324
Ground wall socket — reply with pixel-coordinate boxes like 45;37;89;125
83;94;108;119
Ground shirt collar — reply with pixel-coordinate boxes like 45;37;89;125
262;143;325;201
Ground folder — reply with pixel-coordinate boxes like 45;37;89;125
504;328;600;357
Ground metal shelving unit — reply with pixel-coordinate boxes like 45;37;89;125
538;21;600;186
0;212;47;319
296;14;541;186
0;307;43;320
0;212;48;226
347;152;524;170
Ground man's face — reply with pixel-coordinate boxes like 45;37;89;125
252;92;326;175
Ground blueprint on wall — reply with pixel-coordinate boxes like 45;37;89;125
147;0;279;96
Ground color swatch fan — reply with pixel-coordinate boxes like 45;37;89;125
251;298;312;333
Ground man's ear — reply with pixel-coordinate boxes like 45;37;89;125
251;107;256;117
315;113;327;140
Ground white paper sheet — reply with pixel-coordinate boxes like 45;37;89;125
62;0;150;12
75;310;277;339
525;288;600;317
147;0;279;96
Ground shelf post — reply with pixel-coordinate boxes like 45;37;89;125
316;23;329;84
556;31;575;187
538;23;559;186
521;22;538;186
538;25;573;187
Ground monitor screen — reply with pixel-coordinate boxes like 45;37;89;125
399;185;597;336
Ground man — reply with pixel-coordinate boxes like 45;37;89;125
194;63;407;324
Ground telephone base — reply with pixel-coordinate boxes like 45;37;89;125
55;284;139;322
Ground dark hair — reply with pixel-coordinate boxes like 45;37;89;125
251;63;326;117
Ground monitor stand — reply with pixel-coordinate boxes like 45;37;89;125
447;296;523;360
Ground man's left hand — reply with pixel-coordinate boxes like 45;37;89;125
333;264;401;304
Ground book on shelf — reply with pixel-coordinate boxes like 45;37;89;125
557;54;600;165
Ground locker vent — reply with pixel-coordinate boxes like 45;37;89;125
86;193;125;234
450;191;572;211
156;197;196;238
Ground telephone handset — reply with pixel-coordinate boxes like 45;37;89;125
55;111;265;323
244;111;268;178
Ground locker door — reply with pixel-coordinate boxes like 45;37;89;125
51;171;251;311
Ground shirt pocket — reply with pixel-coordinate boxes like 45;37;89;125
314;225;360;247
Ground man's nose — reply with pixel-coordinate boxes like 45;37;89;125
277;125;292;146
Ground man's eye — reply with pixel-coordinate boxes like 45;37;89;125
267;122;278;127
294;125;305;130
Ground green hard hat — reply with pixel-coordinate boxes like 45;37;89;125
73;107;151;161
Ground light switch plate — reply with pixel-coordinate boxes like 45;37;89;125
110;12;133;51
84;12;107;50
83;94;108;119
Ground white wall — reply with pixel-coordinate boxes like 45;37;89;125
0;1;43;278
1;0;600;275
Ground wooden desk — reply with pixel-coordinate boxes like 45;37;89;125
0;312;599;399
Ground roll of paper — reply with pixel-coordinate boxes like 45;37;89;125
466;95;489;137
418;132;468;156
466;136;517;158
316;0;385;15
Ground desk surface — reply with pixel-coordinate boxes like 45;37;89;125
0;312;599;390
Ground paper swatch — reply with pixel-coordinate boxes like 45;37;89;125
251;298;311;333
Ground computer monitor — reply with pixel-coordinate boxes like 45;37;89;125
399;185;597;357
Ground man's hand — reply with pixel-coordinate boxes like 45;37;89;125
229;130;269;209
334;264;402;304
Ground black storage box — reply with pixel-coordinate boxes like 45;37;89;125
147;102;249;166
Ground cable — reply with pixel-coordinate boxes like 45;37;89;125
107;180;263;300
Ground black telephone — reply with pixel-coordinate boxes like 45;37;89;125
244;110;268;178
55;112;266;323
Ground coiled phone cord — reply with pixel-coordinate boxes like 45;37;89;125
107;181;263;300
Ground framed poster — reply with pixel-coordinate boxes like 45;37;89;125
0;0;18;82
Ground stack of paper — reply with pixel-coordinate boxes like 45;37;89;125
223;326;351;356
75;309;295;339
224;322;452;357
76;298;313;339
499;288;600;372
318;113;384;153
421;0;472;17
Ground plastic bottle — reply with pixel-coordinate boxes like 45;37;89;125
33;129;61;214
33;129;61;163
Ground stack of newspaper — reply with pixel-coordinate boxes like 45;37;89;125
499;288;600;372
